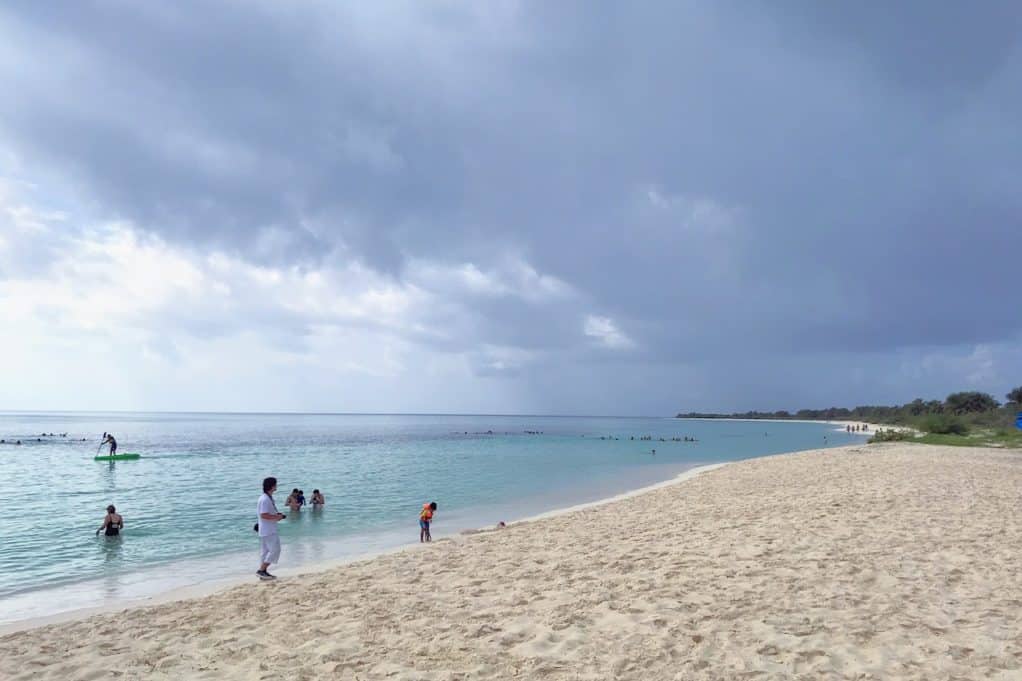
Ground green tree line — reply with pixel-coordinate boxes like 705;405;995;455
677;387;1022;436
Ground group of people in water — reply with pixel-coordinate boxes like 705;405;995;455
457;430;545;435
283;488;325;511
254;474;438;581
587;434;698;443
2;432;87;445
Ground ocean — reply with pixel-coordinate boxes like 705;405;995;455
0;412;865;624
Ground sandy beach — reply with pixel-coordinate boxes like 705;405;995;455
677;416;898;434
3;442;1021;680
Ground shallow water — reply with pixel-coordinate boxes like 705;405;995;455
0;412;864;623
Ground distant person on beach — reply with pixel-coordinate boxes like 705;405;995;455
311;490;325;507
420;502;437;542
257;477;286;580
101;433;117;456
96;505;124;537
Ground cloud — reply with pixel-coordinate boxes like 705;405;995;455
584;315;635;350
0;1;1019;412
912;345;1001;388
405;258;574;303
641;186;739;233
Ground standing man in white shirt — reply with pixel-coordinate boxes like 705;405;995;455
257;476;286;580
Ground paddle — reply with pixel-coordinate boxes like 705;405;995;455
97;432;107;455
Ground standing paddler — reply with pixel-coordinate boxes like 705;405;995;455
100;432;118;456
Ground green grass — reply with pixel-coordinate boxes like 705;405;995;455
911;429;1022;448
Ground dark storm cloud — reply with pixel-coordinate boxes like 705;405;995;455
1;0;1020;400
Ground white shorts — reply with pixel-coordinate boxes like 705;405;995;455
259;534;281;565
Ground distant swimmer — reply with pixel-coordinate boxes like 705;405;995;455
285;488;302;512
96;505;124;537
100;432;118;456
311;489;325;507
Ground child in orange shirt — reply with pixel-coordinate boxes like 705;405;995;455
419;501;437;542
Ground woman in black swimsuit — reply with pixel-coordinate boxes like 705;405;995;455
96;505;124;536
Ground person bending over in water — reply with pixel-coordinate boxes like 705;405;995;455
419;502;437;542
101;432;117;456
96;505;124;536
311;489;325;507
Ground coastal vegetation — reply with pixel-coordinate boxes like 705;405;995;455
678;387;1022;448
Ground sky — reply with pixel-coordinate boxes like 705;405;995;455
0;1;1020;415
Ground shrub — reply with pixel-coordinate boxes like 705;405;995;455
917;413;969;435
944;391;999;414
868;428;913;443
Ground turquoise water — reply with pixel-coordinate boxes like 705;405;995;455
0;412;864;623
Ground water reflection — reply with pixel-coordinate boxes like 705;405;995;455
100;461;118;492
98;535;124;600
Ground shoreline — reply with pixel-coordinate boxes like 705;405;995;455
0;416;865;634
6;442;1020;679
0;460;728;635
0;416;873;634
675;415;901;432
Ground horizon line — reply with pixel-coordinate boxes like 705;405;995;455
0;409;676;419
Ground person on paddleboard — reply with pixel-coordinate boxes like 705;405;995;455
101;432;118;456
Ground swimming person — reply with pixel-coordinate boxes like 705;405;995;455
311;489;325;507
285;488;301;512
96;505;124;537
257;477;286;580
419;502;437;542
297;490;306;507
101;432;117;456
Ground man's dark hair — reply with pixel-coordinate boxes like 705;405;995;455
263;477;277;493
429;502;438;511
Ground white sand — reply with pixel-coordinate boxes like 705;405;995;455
676;416;903;434
3;443;1021;680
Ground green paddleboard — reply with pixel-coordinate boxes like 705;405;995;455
94;453;142;461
